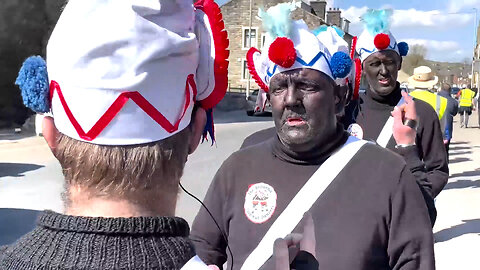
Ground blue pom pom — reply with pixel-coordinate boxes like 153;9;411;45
15;56;50;113
398;42;409;57
330;52;352;79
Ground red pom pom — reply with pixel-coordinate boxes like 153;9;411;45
268;37;297;68
374;33;390;50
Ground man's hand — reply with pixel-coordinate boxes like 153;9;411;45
392;91;417;146
273;213;317;269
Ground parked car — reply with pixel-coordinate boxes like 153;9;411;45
246;90;272;116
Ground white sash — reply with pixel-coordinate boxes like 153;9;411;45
376;97;405;148
240;136;369;270
180;255;211;270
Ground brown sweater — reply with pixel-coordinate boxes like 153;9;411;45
191;130;435;270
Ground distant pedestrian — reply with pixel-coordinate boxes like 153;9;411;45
457;85;476;128
476;89;480;127
438;83;458;160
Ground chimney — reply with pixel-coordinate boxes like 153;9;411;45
310;0;327;20
326;7;342;27
342;18;350;33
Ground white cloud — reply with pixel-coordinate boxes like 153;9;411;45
341;6;473;32
402;39;460;52
448;0;480;12
402;39;472;62
392;9;472;28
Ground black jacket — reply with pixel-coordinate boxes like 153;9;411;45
438;90;458;140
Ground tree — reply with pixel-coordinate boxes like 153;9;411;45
401;44;428;75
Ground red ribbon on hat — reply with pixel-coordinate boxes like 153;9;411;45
50;75;196;142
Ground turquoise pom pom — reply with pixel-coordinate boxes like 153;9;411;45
313;25;344;38
312;25;328;36
331;52;352;79
258;2;296;38
361;9;393;35
15;56;50;113
398;42;409;56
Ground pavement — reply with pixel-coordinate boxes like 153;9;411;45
0;109;479;268
433;112;480;270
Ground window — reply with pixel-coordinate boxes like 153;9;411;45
242;27;258;49
261;33;267;49
242;59;250;80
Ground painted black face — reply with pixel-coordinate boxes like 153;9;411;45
269;69;343;152
363;50;401;96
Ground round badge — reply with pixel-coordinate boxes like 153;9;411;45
244;183;277;224
347;123;364;139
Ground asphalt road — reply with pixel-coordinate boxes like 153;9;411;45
0;110;479;269
0;110;274;245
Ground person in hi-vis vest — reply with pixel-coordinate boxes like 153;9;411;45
456;85;476;128
408;66;448;135
476;89;480;127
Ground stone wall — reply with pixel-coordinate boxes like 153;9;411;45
221;0;326;90
0;0;64;128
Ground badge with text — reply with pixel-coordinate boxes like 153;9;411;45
347;123;364;139
244;183;277;224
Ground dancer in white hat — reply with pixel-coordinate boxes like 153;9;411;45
3;0;228;269
191;3;434;270
353;9;448;226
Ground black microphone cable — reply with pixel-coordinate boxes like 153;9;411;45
180;182;234;270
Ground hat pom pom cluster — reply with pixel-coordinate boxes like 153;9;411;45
398;42;409;56
268;37;297;68
331;52;352;79
374;33;390;50
15;56;50;113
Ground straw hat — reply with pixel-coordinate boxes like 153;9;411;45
408;66;438;89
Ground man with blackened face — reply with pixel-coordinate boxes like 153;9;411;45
191;4;435;270
353;9;448;226
269;69;344;153
363;50;401;97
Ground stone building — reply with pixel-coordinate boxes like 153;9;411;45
220;0;352;91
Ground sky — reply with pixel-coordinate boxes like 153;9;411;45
216;0;480;63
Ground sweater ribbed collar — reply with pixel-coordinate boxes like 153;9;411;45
38;210;190;236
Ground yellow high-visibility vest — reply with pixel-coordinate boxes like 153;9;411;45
459;88;475;107
410;90;447;120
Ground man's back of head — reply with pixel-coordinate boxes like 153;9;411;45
5;0;229;269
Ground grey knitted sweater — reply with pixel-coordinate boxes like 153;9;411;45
0;211;196;269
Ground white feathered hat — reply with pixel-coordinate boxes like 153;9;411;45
355;9;409;63
16;0;229;145
246;2;352;93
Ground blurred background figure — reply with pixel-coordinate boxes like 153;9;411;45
456;85;476;128
408;66;448;139
437;83;458;161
